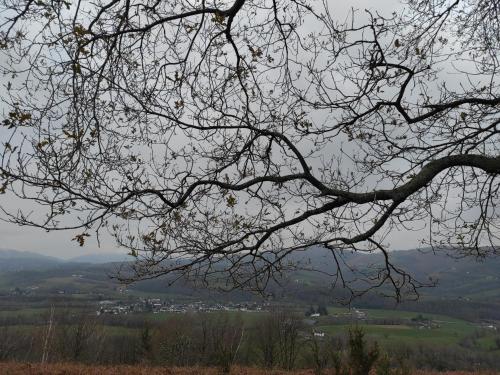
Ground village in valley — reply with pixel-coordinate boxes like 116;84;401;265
96;299;269;316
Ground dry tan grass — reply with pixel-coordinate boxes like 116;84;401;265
0;363;498;375
0;363;307;374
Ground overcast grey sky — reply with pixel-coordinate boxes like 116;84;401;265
0;0;437;259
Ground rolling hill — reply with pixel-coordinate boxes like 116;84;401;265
0;248;62;272
1;247;499;320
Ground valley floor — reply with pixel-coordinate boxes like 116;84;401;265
0;363;499;375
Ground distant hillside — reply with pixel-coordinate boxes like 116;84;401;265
3;247;500;301
0;248;61;272
289;246;500;300
68;253;132;264
1;246;500;320
0;248;132;270
282;246;500;320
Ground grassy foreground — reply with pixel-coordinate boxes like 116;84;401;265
0;363;499;375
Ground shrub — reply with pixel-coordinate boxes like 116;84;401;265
348;326;379;375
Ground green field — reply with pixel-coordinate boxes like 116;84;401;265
1;303;498;355
301;306;499;353
317;323;470;346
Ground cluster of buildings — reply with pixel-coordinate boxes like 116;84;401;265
96;298;267;315
330;308;367;320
